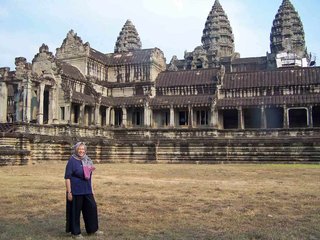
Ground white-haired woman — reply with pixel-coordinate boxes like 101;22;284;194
64;142;103;238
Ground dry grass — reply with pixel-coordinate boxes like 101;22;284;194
0;163;319;240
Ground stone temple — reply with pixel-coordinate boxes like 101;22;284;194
0;0;319;165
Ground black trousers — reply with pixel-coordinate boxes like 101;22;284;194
66;194;99;235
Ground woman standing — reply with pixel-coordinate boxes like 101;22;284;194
65;142;103;238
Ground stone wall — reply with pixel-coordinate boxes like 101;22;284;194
0;124;320;165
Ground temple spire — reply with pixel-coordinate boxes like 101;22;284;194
114;19;142;53
201;0;234;57
270;0;307;57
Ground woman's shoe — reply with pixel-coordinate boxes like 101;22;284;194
72;234;84;239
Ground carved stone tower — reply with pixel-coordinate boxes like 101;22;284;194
114;20;142;53
270;0;307;57
201;0;235;57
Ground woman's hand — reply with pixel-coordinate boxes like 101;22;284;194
67;192;73;201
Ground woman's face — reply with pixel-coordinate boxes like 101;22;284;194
77;145;86;157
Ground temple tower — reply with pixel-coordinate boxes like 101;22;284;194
114;20;142;53
270;0;307;59
201;0;235;57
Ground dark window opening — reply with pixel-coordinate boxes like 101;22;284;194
266;107;283;128
313;106;320;127
73;104;80;124
115;109;122;126
196;59;203;69
289;108;308;128
43;90;49;124
244;108;261;129
223;109;238;129
100;106;107;126
60;107;65;121
179;111;189;126
196;110;209;126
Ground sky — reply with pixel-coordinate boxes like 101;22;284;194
0;0;319;69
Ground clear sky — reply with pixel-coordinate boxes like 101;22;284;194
0;0;319;69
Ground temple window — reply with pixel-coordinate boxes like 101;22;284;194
60;107;65;121
312;106;320;127
196;110;209;126
288;108;308;128
179;111;189;126
222;109;238;129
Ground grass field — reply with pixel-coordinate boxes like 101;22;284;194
0;163;319;240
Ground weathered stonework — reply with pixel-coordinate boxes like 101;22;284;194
0;0;319;165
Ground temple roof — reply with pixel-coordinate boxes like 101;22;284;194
106;49;155;65
150;95;213;108
221;67;320;89
217;94;320;108
59;62;86;82
114;20;142;53
101;96;146;107
156;68;219;87
270;0;306;56
201;0;234;57
89;48;107;63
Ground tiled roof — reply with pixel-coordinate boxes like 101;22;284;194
156;68;219;87
60;62;86;82
232;56;267;64
150;95;213;108
222;67;320;89
101;96;147;107
105;49;155;65
97;81;153;88
217;94;320;108
90;48;107;63
72;92;95;105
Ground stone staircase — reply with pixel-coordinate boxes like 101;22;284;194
0;137;30;166
1;125;320;165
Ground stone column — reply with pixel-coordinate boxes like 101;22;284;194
79;103;85;126
283;106;288;128
26;79;32;123
309;106;313;128
22;78;32;123
211;105;218;128
261;106;267;129
169;105;175;127
144;102;150;127
48;87;57;124
188;104;193;127
66;104;71;124
122;106;127;127
37;83;45;124
0;82;8;123
95;104;100;126
238;107;244;129
106;107;111;126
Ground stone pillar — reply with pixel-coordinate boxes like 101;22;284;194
79;103;85;126
144;103;150;127
95;104;100;126
66;104;71;124
238;107;244;129
210;105;218;127
122;106;127;127
170;105;175;127
309;106;313;128
37;83;45;124
261;106;267;129
188;104;193;127
26;79;32;123
106;107;111;126
283;106;288;128
49;87;58;124
0;82;8;123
